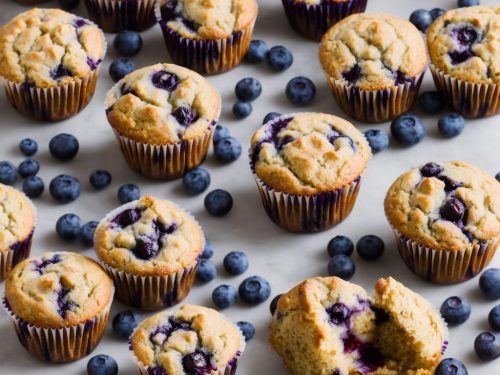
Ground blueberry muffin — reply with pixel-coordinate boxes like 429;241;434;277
319;13;427;122
4;251;113;362
155;0;258;74
0;8;106;121
269;276;447;375
130;304;245;374
385;161;500;284
105;63;221;179
250;113;371;232
427;6;500;118
0;184;36;281
94;195;204;310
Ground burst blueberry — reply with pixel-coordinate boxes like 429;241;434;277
356;235;385;261
239;276;271;305
214;137;242;163
421;162;443;177
89;170;112;190
266;46;293;72
435;358;468;375
390;114;426;147
223;251;249;276
201;239;214;259
327;255;355;280
204;189;233;216
440;197;465;222
113;310;141;340
438;113;465;138
109;58;136;82
87;354;118;375
479;268;500;300
235;77;262;101
213;125;231;145
237;321;256;341
488;305;500;331
245;40;268;63
212;285;237;309
49;175;81;203
183;168;211;195
474;331;500;360
56;213;82;241
409;9;433;32
19;138;38;156
196;260;217;283
458;0;480;7
364;129;389;154
270;294;283;315
263;112;281;124
286;76;316;105
78;221;99;247
113;31;142;56
0;161;17;185
440;296;471;326
49;134;79;161
18;159;39;178
118;183;141;204
23;176;44;198
233;101;252;119
418;91;445;114
327;235;354;257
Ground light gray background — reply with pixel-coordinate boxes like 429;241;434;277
1;0;499;374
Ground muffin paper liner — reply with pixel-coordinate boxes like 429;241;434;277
391;226;499;284
430;65;500;118
281;0;367;41
83;0;157;33
3;293;113;363
15;0;46;4
325;71;425;123
0;230;34;282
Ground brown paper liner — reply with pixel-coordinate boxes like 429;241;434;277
0;230;34;282
430;64;500;118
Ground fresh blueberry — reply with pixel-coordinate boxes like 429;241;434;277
440;296;471;326
87;354;118;375
356;235;385;261
496;172;500;182
18;159;39;178
112;310;141;340
364;129;389;154
117;183;140;204
113;31;142;56
223;251;249;276
390;114;426;147
270;294;283;315
214;137;242;163
212;285;237;309
204;189;233;216
430;8;446;21
235;77;262;101
196;260;217;283
19;138;38;156
474;331;500;360
409;9;433;32
479;268;500;300
458;0;480;7
435;358;468;375
183;168;211;195
238;276;271;305
489;305;500;331
22;176;44;198
327;235;354;257
58;0;79;10
266;46;293;71
109;58;136;82
245;40;268;63
201;239;214;259
327;255;355;280
56;213;81;241
237;321;256;341
49;175;81;203
285;76;316;105
49;134;79;161
263;112;281;124
418;91;445;114
438;113;465;138
0;161;17;185
78;221;99;247
89;170;112;190
233;101;252;119
213;125;231;145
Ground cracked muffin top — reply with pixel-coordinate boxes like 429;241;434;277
427;6;500;84
0;8;106;88
250;113;371;195
384;161;500;251
319;13;428;90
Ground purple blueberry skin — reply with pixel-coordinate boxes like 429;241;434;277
474;331;500;361
440;296;471;326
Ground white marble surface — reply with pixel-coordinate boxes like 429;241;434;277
1;0;500;374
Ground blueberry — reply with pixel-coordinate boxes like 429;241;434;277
204;189;233;216
237;321;256;341
89;170;112;190
58;0;79;10
266;46;293;72
263;112;281;124
196;260;217;283
117;183;140;204
364;129;389;154
245;40;268;63
479;268;500;300
0;161;17;185
18;159;39;178
435;358;468;375
19;138;38;156
78;221;98;247
270;294;283;315
113;31;142;56
356;235;385;261
213;125;231;145
474;331;500;360
458;0;480;7
440;296;471;326
87;354;118;375
49;133;79;161
22;176;44;198
438;113;465;138
327;255;355;280
286;76;316;105
183;168;211;195
233;101;252;119
49;175;81;203
489;305;500;331
418;91;445;114
496;172;500;182
201;239;214;259
223;251;249;275
235;77;262;101
327;235;354;257
212;285;237;309
430;8;446;21
112;310;141;339
390;114;426;147
214;137;242;163
109;58;136;82
409;9;433;32
56;213;81;241
238;275;271;305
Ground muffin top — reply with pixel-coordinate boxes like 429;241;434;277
0;8;106;88
105;63;221;144
0;184;36;253
5;251;113;328
94;196;204;276
427;6;500;84
250;113;371;195
157;0;257;39
319;13;428;90
131;304;244;373
385;161;500;251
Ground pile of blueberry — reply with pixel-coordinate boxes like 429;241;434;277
109;31;143;82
